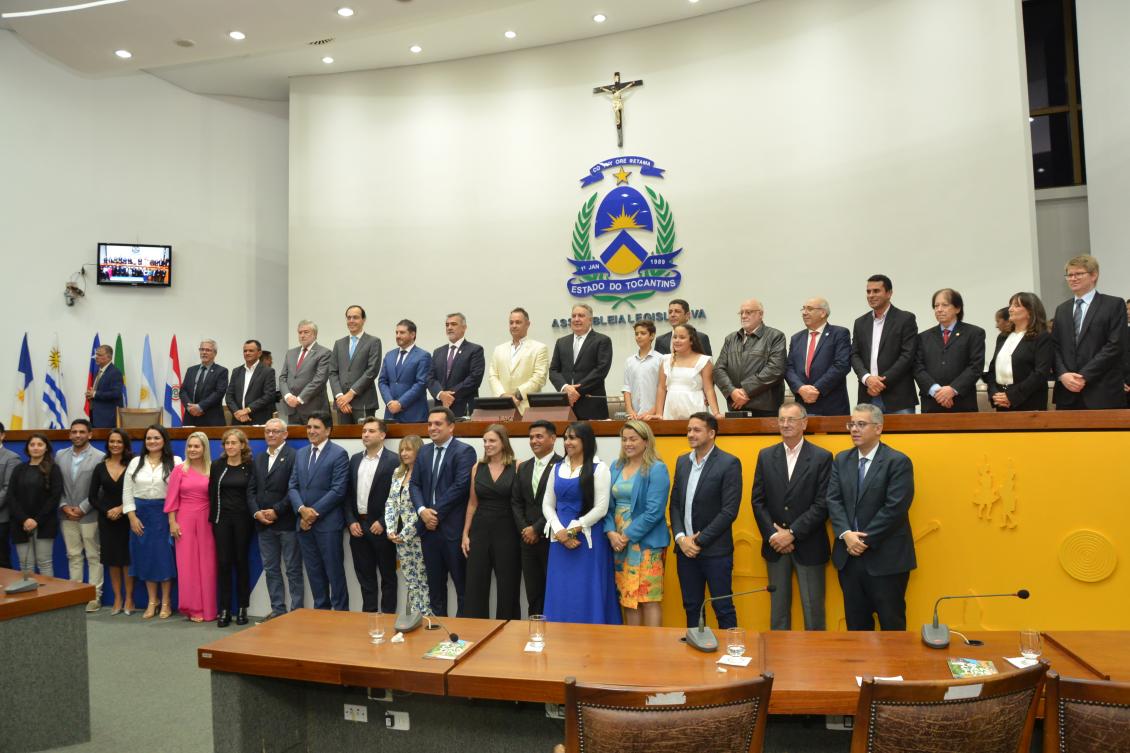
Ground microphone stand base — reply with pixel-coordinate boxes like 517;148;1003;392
395;610;423;633
685;626;718;652
5;578;40;594
921;623;951;649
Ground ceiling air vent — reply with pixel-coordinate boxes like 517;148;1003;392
308;37;335;46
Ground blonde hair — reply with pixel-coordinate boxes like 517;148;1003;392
618;420;659;470
1065;254;1099;275
184;431;211;475
395;435;424;479
481;424;516;466
221;428;252;464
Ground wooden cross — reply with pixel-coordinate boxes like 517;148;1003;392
593;71;643;148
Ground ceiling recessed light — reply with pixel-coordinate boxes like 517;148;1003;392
504;30;517;39
593;13;606;23
322;56;334;64
1;0;126;19
114;49;132;59
688;0;700;4
228;30;245;40
409;44;422;53
336;7;354;17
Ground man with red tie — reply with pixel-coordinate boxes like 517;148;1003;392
279;320;332;425
784;297;852;416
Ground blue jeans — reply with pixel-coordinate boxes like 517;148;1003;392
258;527;304;614
675;550;736;629
869;395;915;415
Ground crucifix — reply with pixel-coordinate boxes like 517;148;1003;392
593;71;643;148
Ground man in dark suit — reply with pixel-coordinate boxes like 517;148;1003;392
850;275;919;414
0;422;19;569
86;344;124;428
1052;255;1129;410
409;407;476;616
377;319;432;424
181;339;229;426
913;288;985;413
288;413;350;610
669;412;743;629
784;297;852;416
280;320;332;425
751;402;832;630
346;417;399;613
826;404;916;631
655;299;713;356
428;312;486;417
510;419;562;616
226;339;277;425
249;418;303;621
549;303;614;420
329;305;383;424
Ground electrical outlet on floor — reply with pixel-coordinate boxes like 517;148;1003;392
825;714;853;730
544;703;565;720
344;703;368;722
385;710;410;731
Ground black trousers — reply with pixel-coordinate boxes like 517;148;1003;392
349;514;398;613
213;512;253;610
464;511;522;620
520;536;550;617
0;522;10;569
837;555;909;631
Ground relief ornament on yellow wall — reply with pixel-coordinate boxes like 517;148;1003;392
971;456;1018;529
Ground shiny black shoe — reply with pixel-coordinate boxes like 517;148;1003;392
235;608;248;626
217;610;231;628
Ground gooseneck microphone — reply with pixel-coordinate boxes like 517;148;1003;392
921;589;1029;649
6;530;41;594
423;615;460;643
685;585;775;653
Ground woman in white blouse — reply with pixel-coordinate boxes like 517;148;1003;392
986;292;1054;412
540;421;621;625
124;425;182;619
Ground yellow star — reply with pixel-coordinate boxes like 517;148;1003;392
612;167;632;185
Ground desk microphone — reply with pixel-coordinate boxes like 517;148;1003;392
423;615;460;643
921;589;1029;649
394;603;424;634
6;530;41;594
685;585;775;653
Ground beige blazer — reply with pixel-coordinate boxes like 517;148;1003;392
488;339;549;414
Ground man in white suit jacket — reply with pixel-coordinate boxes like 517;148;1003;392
488;308;549;415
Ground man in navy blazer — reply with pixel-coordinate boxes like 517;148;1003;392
86;344;124;428
346;417;400;613
181;339;230;426
378;319;431;423
826;404;916;631
913;289;985;413
428;313;486;417
785;297;852;416
409;407;476;616
850;275;919;414
668;412;744;629
288;413;350;610
250;418;303;620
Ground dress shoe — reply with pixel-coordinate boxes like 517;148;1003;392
256;612;283;625
142;604;157;620
158;603;173;619
110;606;124;616
86;599;102;613
235;608;248;626
217;610;232;628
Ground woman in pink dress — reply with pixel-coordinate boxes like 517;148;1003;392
164;432;217;622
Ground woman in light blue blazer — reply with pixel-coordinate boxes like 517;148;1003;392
604;420;671;626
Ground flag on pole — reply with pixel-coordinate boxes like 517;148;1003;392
41;334;68;429
84;334;101;418
10;333;35;429
114;333;128;408
138;335;159;409
163;335;184;427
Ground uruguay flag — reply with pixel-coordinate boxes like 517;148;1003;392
10;333;34;429
163;334;184;427
41;334;68;429
138;335;159;409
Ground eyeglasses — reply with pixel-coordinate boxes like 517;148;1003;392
799;306;823;313
845;421;875;430
264;428;286;434
777;417;803;424
1064;272;1090;279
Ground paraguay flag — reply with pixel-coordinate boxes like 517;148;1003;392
10;333;34;429
163;335;184;427
84;334;101;418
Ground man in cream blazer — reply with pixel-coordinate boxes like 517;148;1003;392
488;308;549;414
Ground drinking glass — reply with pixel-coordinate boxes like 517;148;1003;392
529;615;546;647
369;612;387;644
1019;629;1041;659
726;627;746;658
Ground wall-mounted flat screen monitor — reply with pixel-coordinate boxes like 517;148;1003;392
96;243;172;287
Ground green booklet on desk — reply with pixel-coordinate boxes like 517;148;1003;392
423;639;472;661
947;658;998;678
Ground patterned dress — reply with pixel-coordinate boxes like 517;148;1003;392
384;470;432;616
610;468;665;609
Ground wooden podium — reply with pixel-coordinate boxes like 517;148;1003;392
524;393;575;422
469;397;520;423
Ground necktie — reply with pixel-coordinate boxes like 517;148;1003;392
573;335;583;363
804;331;819;378
349;336;358;359
396;350;407;369
296;347;308;371
942;328;951;346
532;457;545;494
855;456;869;529
93;366;105;388
308;445;319;470
446;344;456;379
1074;298;1084;339
195;366;207;398
430;446;445;504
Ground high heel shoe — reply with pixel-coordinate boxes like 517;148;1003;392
142;604;157;620
110;605;124;616
124;605;135;616
217;610;232;628
235;608;248;626
158;603;173;620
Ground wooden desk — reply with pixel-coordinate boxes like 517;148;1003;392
1044;631;1130;681
0;566;95;621
199;609;503;695
446;620;765;704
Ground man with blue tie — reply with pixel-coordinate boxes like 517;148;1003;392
329;305;382;424
410;406;476;616
784;297;852;416
377;320;431;423
288;413;350;610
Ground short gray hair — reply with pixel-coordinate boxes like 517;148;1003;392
572;303;594;317
852;403;884;425
813;298;830;317
297;319;318;336
200;339;217;351
446;313;466;325
780;402;807;419
264;417;287;432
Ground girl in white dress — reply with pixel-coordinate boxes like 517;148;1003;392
649;325;724;421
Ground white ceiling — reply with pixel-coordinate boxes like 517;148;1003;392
1;0;759;101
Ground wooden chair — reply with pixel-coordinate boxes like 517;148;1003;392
116;407;162;428
1044;671;1130;753
558;673;773;753
850;662;1047;753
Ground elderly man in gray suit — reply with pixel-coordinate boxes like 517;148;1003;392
280;319;332;425
329;305;383;424
0;421;20;570
57;418;106;612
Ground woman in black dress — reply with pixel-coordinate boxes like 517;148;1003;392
89;428;135;614
986;292;1054;412
7;433;63;576
461;424;521;619
211;428;255;627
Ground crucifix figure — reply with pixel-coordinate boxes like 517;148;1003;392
593;71;643;148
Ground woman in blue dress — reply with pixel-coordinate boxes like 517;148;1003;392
541;421;620;625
